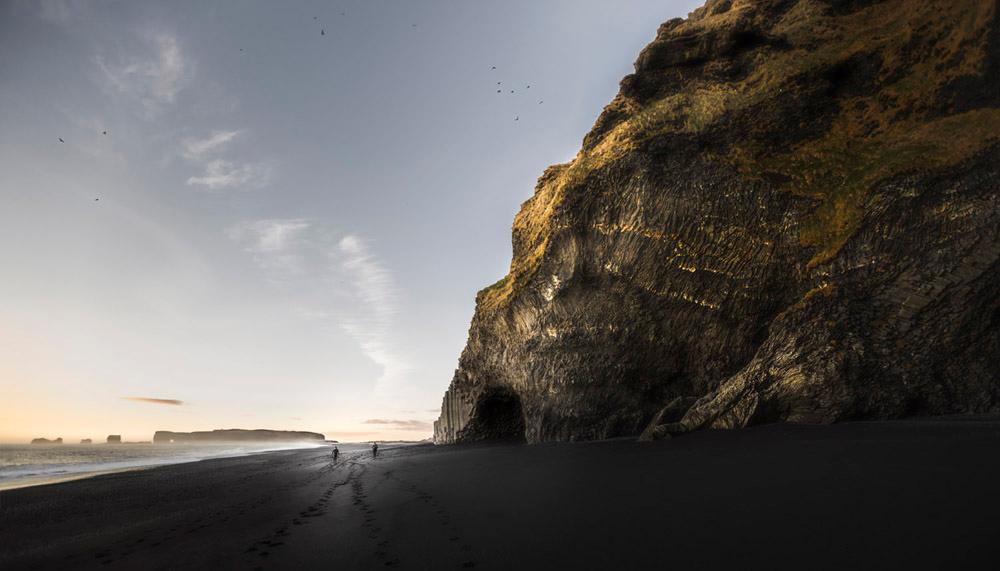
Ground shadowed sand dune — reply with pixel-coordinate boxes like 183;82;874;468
2;418;1000;569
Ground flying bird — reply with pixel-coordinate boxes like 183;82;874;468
94;197;100;202
58;138;64;143
526;85;530;89
102;130;107;135
539;100;544;104
510;90;514;93
321;29;325;36
313;16;318;20
515;116;519;121
497;90;501;93
491;66;496;70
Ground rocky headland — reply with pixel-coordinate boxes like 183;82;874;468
153;429;326;443
435;0;1000;443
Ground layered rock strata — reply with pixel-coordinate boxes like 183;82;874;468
435;0;1000;443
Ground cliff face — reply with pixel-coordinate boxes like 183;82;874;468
153;430;326;443
435;0;1000;444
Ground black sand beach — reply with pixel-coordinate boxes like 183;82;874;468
3;418;1000;570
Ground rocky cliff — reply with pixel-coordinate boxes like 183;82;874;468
435;0;1000;444
153;429;326;443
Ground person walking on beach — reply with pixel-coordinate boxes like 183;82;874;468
372;442;379;458
332;446;339;462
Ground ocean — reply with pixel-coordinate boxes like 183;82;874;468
0;441;329;490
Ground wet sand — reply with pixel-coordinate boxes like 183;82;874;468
2;418;1000;570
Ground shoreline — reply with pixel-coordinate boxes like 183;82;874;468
0;465;153;492
3;419;1000;569
0;442;332;492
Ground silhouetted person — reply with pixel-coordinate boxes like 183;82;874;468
332;446;339;461
372;442;379;458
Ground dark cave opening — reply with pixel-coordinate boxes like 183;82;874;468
462;388;526;443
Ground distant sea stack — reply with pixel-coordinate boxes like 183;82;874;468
107;435;122;444
80;439;92;444
30;437;62;444
153;429;325;443
435;0;1000;444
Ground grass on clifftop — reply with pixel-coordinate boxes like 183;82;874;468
700;0;998;266
479;0;999;309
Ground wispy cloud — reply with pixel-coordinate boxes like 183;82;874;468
97;33;190;115
231;219;311;254
337;235;412;392
187;159;270;190
229;223;411;392
362;419;432;431
339;235;396;331
181;130;269;190
122;397;184;406
182;130;243;160
228;219;311;274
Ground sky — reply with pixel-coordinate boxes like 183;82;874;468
0;0;704;443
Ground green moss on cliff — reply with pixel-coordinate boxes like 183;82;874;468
759;108;1000;266
723;0;998;265
480;0;999;308
604;0;998;266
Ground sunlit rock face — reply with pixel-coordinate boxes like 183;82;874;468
434;0;1000;444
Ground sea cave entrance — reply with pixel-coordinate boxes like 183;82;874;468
462;387;526;443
